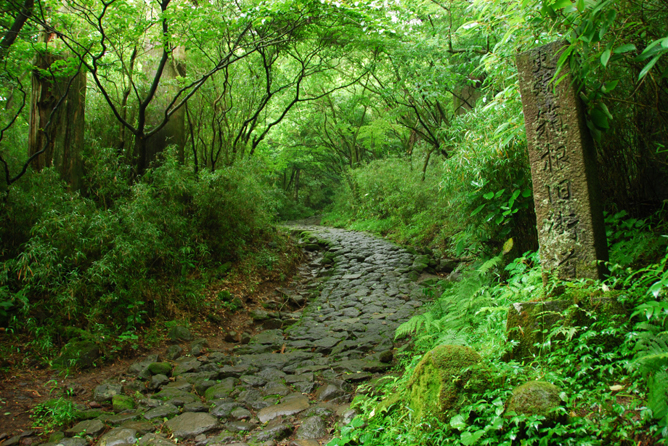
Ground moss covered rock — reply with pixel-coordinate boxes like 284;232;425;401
407;345;490;421
148;362;172;376
52;340;100;369
112;394;136;412
505;381;564;421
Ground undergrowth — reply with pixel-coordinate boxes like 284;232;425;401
329;210;668;445
0;148;291;363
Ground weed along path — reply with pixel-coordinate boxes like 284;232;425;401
0;224;430;446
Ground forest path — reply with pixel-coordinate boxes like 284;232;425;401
3;225;429;446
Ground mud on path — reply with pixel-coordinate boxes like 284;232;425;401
0;224;430;446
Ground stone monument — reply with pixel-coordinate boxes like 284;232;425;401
516;41;608;282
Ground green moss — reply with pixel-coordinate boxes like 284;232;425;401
148;362;172;376
505;381;564;422
112;395;136;412
407;345;489;421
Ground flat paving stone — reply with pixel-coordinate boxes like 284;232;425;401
257;395;310;423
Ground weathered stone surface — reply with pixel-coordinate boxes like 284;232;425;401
168;326;193;343
173;358;200;376
120;421;156;435
97;428;137;446
93;383;123;402
128;355;160;379
105;412;139;425
165;412;218;438
505;300;571;360
204;378;237;400
408;345;490;421
296;416;327;439
249;420;293;443
505;381;564;421
136;434;176;446
257;396;310;423
65;419;105;437
314;383;344;401
225;421;256;433
517;41;608;281
165;345;182;361
144;403;179;420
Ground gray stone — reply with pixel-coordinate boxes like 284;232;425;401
517;41;608;281
296;416;327;439
168;326;193;343
314;383;344;401
137;434;176;446
93;383;123;402
173;358;200;376
225;421;256;433
204;378;237;400
165;412;218;438
240;374;266;387
183;401;209;413
163;380;193;392
65;419;105;437
49;439;87;446
230;406;252;420
249;420;293;443
97;428;137;446
257;395;310;423
258;368;287;382
264;381;291;396
149;374;170;390
144;403;179;420
120;421;157;435
105;412;139;424
165;345;183;360
219;365;249;378
251;330;284;346
237;389;271;410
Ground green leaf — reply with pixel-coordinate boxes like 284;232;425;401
614;43;636;54
471;204;486;216
461;429;486;446
639;54;662;80
602;80;619;93
450;414;467;430
483;192;494;200
522;189;532;198
495;189;505;198
552;0;572;10
590;108;610;129
600;49;611;67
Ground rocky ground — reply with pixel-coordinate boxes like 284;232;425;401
1;224;434;446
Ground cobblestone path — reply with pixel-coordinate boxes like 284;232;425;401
24;226;427;446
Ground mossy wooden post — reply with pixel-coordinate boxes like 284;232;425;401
516;41;608;283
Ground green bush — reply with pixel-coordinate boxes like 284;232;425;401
0;150;278;356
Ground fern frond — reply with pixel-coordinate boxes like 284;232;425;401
478;255;502;275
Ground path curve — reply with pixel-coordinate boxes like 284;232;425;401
23;226;427;446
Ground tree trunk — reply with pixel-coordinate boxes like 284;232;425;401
143;46;186;169
28;33;86;191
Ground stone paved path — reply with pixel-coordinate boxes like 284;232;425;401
23;226;427;446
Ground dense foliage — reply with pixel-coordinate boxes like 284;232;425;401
0;0;667;441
